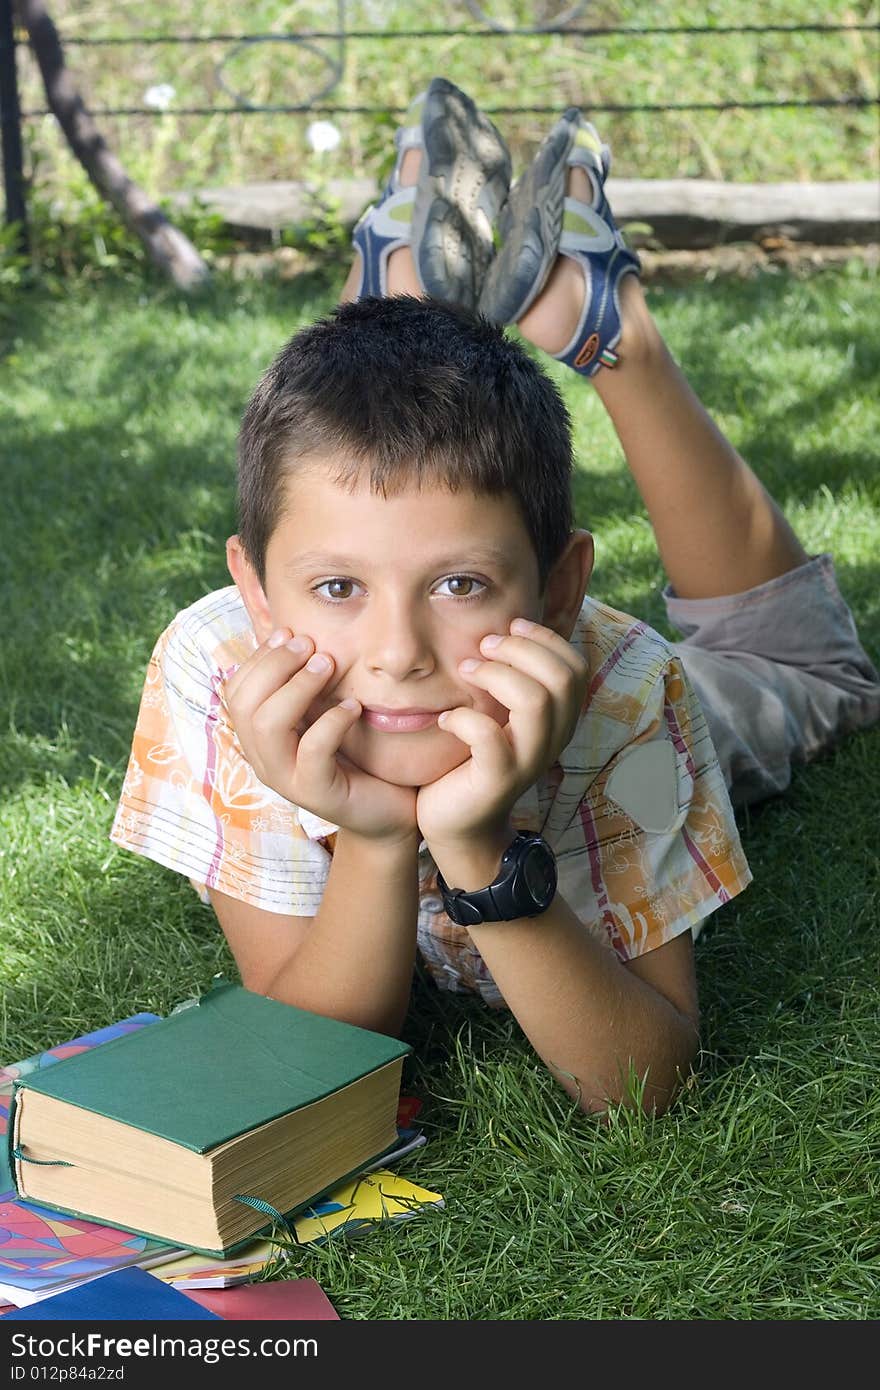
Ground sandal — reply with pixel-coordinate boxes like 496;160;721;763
478;109;641;374
352;78;512;311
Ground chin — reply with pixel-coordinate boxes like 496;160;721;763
341;727;469;787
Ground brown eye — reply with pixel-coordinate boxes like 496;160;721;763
327;579;353;599
314;578;360;601
441;575;484;598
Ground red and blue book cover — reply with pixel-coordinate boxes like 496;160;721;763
2;1265;221;1320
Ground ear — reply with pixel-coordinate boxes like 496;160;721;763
226;535;276;644
540;530;595;640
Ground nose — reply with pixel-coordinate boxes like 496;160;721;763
363;592;435;681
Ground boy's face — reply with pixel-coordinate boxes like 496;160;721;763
230;463;588;789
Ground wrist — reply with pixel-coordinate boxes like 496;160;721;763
427;822;515;892
338;825;421;861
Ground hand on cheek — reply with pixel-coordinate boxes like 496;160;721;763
416;618;589;847
224;628;419;841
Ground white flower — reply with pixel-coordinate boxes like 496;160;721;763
144;84;176;111
306;120;341;154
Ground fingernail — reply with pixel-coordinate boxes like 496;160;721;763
340;698;360;711
459;658;481;673
286;636;309;654
306;653;331;673
481;633;503;649
267;629;289;648
511;618;535;636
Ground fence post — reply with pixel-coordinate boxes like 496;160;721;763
0;0;28;250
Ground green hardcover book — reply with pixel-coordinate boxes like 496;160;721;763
9;979;410;1258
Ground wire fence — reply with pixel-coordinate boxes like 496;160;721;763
13;17;880;117
2;1;879;241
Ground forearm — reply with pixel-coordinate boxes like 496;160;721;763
470;898;699;1116
267;828;421;1036
431;834;699;1117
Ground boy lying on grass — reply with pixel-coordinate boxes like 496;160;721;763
111;81;880;1117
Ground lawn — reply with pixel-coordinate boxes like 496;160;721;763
1;259;878;1319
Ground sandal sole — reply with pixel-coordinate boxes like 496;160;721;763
478;109;581;326
412;78;512;310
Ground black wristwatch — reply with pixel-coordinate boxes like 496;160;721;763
437;832;558;926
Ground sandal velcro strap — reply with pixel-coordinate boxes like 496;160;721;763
553;241;641;377
352;186;417;297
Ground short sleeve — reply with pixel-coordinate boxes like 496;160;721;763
551;655;753;960
109;619;332;916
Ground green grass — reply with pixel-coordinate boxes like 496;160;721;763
16;0;880;212
2;259;879;1319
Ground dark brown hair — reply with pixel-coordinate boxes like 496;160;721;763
237;295;574;589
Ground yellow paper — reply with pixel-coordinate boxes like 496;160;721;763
291;1169;444;1244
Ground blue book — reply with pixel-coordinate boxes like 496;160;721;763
1;1267;221;1320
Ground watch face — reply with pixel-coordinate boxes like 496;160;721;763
522;844;556;905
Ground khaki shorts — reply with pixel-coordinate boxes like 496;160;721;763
664;553;880;809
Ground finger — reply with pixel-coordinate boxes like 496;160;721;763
294;699;363;805
479;632;583;696
248;651;337;746
436;706;515;785
500;618;589;681
459;657;555;740
477;626;588;742
222;628;294;703
459;658;582;769
225;635;316;718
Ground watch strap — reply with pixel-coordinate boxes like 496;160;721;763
438;879;503;928
437;832;556;926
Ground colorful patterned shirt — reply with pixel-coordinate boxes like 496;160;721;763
110;586;752;1007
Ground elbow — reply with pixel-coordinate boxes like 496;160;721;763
572;1013;702;1121
241;958;305;1004
631;1012;702;1119
240;965;283;998
248;968;406;1040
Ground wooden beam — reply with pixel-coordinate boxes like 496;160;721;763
608;179;880;248
171;178;880;250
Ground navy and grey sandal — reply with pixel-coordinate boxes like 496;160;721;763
478;109;641;375
352;78;512;311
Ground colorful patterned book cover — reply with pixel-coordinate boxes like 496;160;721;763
0;1013;178;1295
0;1014;160;1089
0;1013;160;1189
0;1190;182;1294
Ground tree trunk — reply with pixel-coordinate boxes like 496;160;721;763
18;0;210;290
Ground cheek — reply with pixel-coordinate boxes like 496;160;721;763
470;686;509;726
266;596;340;655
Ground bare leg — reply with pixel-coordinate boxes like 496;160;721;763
339;151;424;304
519;169;810;601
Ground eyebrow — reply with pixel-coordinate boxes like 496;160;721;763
283;546;516;576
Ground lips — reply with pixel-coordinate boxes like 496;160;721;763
362;706;444;733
